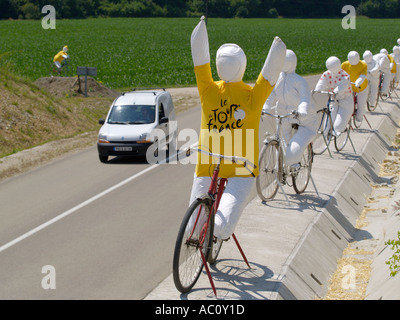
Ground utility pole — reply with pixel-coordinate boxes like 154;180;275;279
205;0;208;25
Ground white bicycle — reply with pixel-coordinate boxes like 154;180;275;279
256;110;314;202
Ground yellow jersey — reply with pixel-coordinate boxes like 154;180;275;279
53;50;66;63
388;54;397;74
194;63;274;178
341;61;368;93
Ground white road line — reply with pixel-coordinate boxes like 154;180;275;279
0;143;198;254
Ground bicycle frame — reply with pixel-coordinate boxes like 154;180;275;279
379;71;398;101
311;90;335;157
352;85;372;129
313;90;357;154
262;110;299;173
183;147;254;297
261;110;303;203
50;59;70;77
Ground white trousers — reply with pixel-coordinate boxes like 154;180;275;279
355;87;368;122
368;77;380;106
381;72;391;95
189;175;254;240
330;96;354;134
281;114;318;167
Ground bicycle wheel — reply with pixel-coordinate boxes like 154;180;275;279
367;93;379;112
313;109;333;155
352;102;362;129
379;74;389;102
256;140;282;201
292;143;313;194
208;236;223;265
367;90;379;112
353;115;362;128
390;79;395;94
61;63;71;77
49;63;58;77
334;126;350;152
173;198;214;293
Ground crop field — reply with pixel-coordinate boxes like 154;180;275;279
1;17;400;89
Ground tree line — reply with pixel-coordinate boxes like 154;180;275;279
1;0;400;20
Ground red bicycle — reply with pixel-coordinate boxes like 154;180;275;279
172;147;255;297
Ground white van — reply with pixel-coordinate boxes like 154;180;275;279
97;89;177;163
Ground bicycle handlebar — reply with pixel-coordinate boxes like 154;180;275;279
186;147;257;174
261;110;299;119
311;89;336;96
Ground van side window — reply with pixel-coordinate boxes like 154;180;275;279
159;103;165;120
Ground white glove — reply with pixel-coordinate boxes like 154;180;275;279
297;102;309;118
333;86;340;96
355;74;366;88
261;36;286;86
190;16;210;67
262;101;271;114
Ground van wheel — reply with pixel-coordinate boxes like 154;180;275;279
99;155;108;163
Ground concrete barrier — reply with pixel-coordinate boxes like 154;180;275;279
275;101;400;299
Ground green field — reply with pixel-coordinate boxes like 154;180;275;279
1;17;400;89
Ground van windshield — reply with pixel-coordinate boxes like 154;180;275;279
107;105;155;124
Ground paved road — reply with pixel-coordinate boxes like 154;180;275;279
0;106;201;299
0;74;367;300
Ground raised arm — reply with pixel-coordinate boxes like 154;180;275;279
253;36;286;106
261;36;286;86
190;16;210;67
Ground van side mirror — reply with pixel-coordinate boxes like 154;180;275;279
99;119;105;125
159;117;169;124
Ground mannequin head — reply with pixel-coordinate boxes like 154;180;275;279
348;51;360;65
216;43;246;83
326;56;342;74
380;48;389;55
363;50;373;63
282;49;297;74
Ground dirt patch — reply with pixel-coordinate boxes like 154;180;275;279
168;86;200;114
33;77;201;113
34;76;120;98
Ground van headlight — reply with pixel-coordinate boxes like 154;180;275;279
98;133;109;143
137;133;151;144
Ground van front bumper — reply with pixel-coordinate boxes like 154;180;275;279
97;142;152;157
